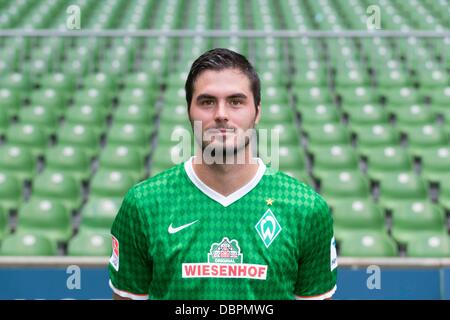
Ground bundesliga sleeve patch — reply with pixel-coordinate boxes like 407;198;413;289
330;236;338;271
182;237;268;280
110;235;120;271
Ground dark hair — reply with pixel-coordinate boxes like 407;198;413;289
185;48;261;109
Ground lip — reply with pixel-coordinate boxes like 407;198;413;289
208;128;235;134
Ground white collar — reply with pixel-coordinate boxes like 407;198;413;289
184;156;266;207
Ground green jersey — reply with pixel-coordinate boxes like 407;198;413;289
109;157;337;300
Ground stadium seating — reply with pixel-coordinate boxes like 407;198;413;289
30;171;83;212
15;199;72;243
0;0;448;258
0;145;37;184
67;231;111;256
406;233;450;258
390;201;447;245
0;233;57;256
339;231;399;257
331;199;386;243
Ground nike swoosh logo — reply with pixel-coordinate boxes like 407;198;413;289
168;220;199;234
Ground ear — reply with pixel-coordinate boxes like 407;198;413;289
254;104;261;125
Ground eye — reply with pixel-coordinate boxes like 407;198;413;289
230;99;243;106
201;99;215;106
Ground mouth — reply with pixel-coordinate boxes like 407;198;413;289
219;128;234;134
208;128;236;134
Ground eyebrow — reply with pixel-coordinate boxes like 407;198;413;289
227;93;248;100
196;93;248;102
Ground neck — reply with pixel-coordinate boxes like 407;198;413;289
192;146;260;196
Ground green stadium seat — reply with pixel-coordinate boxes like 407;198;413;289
44;145;91;184
106;123;151;158
24;58;50;78
344;104;389;132
0;145;36;183
72;88;111;110
258;103;295;125
98;145;146;181
420;146;450;183
39;72;76;94
416;69;449;88
82;72;118;94
152;143;190;170
259;145;305;171
310;145;359;181
0;88;21;118
364;146;413;182
293;69;326;88
331;199;386;243
298;104;340;132
261;86;289;104
17;105;59;138
406;233;450;258
339;231;398;257
29;89;66;114
79;198;121;234
0;73;31;92
378;172;428;212
0;233;57;256
335;69;369;87
0;171;22;213
101;57;131;76
123;72;156;90
337;86;374;105
379;87;419;106
89;169;135;200
390;201;447;245
319;170;371;207
259;70;286;87
114;103;156;131
296;86;332;104
16;199;72;243
57;124;100;160
375;68;410;88
304;123;351;154
31;171;82;212
403;124;449;159
62;56;89;77
5;124;48;159
164;88;186;105
257;123;301;146
393;105;436;129
426;86;450;105
118;88;155;106
354;124;401;156
64;104;107;138
67;231;111;256
160;104;189;125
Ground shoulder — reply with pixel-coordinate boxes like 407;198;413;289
263;169;330;213
127;163;185;202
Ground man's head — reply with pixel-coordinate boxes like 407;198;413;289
185;48;261;110
185;48;261;161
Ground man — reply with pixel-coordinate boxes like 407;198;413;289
109;48;337;300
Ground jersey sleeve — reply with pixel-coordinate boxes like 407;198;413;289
108;187;152;300
294;194;337;300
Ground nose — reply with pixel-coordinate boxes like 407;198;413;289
214;100;229;123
